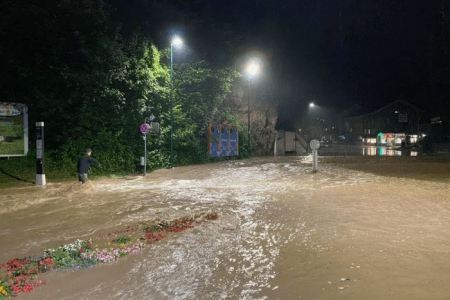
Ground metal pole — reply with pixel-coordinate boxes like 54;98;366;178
170;44;174;167
312;149;318;172
247;80;251;155
144;135;147;176
36;122;46;185
24;105;29;155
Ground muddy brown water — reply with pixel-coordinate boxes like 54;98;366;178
1;156;450;299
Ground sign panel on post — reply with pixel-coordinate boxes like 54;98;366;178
138;119;160;176
208;124;239;158
0;102;28;157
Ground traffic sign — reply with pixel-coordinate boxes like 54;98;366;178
310;139;320;150
139;123;151;135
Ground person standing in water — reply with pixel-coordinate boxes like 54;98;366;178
77;148;98;184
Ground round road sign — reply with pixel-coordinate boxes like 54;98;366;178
139;123;151;135
310;139;320;150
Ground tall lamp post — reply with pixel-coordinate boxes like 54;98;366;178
169;35;183;167
244;58;261;155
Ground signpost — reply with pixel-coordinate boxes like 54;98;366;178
310;139;320;173
139;123;150;176
139;115;160;176
36;122;46;186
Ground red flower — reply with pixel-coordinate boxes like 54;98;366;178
168;226;185;233
144;232;165;242
5;258;32;273
167;221;193;233
12;284;22;295
38;257;54;272
23;283;34;293
39;257;54;266
13;274;29;284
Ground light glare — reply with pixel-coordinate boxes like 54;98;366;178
309;102;315;108
171;36;183;48
245;59;261;78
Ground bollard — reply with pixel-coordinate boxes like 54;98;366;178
36;122;46;185
309;139;320;173
312;149;318;172
140;156;145;174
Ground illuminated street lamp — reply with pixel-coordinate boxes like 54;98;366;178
245;59;261;79
244;58;262;155
169;35;183;167
309;102;315;108
171;36;183;48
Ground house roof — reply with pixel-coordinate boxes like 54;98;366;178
370;99;424;115
346;100;423;119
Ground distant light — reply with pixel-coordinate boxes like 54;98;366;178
245;59;261;79
366;138;377;144
171;36;183;48
309;102;315;108
394;110;399;114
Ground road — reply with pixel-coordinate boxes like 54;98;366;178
1;156;450;299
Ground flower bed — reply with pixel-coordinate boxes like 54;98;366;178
0;211;218;298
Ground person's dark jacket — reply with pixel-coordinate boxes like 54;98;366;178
77;156;97;173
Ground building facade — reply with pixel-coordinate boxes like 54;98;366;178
343;100;425;146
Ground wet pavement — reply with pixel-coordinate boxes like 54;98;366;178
1;156;450;299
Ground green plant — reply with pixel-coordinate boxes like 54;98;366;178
44;240;95;268
112;235;132;245
0;280;10;299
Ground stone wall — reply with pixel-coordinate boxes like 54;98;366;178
237;104;278;156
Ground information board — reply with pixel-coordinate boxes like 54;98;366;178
208;124;239;157
0;102;28;157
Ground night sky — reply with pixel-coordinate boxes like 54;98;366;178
110;0;445;129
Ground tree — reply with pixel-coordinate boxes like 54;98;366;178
0;0;244;174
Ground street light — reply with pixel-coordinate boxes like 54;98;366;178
309;102;315;108
245;59;261;79
244;58;262;155
169;35;183;167
171;36;183;48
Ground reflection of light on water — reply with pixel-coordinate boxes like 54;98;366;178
362;146;416;157
362;146;377;156
386;149;402;156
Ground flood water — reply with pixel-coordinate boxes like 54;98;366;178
1;156;450;299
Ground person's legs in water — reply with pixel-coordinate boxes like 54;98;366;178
78;173;88;184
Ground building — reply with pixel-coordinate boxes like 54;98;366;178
274;130;307;155
343;100;425;146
